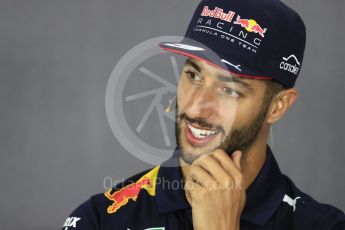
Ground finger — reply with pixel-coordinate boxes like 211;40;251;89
212;149;242;177
193;154;231;186
185;188;193;204
184;174;203;195
188;165;219;189
231;150;242;171
184;179;203;206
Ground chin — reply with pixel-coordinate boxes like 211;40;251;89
178;136;222;164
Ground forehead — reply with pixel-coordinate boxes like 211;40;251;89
184;58;230;76
183;58;266;88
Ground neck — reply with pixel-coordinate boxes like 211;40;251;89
180;125;269;190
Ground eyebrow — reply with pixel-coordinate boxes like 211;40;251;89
185;58;253;91
185;59;201;72
216;75;252;91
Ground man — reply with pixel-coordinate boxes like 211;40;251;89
62;0;345;229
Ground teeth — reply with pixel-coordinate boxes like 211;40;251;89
188;124;217;139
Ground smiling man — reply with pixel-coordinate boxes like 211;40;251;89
61;0;345;229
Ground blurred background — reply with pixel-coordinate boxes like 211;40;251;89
1;0;344;229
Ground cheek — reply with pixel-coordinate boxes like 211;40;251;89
177;79;195;113
218;97;262;130
217;99;237;131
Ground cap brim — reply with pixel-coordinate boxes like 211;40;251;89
159;40;272;80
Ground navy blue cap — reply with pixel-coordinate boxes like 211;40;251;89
160;0;306;88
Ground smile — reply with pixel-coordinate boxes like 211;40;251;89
184;120;220;146
187;124;218;138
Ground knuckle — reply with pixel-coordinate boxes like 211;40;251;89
235;174;243;182
197;160;208;169
189;166;200;176
223;176;234;188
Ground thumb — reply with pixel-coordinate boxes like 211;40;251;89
231;150;242;171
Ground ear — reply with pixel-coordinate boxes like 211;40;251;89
266;88;298;124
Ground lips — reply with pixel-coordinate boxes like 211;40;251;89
184;120;219;146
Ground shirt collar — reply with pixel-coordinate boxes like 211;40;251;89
155;145;286;226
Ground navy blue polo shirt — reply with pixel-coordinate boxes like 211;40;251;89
61;146;345;229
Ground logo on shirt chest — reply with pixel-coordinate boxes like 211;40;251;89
62;217;81;230
283;194;301;212
105;166;159;214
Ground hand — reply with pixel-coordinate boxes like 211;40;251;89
184;149;246;230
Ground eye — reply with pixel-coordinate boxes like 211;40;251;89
222;87;240;98
185;70;202;82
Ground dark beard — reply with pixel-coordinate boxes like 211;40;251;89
175;101;269;164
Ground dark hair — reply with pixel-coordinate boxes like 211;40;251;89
260;80;286;114
264;80;285;103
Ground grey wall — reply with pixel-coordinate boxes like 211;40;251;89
0;0;344;229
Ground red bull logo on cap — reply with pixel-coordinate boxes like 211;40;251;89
105;166;159;214
234;15;267;38
201;6;235;22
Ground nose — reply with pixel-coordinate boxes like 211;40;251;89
185;87;218;120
